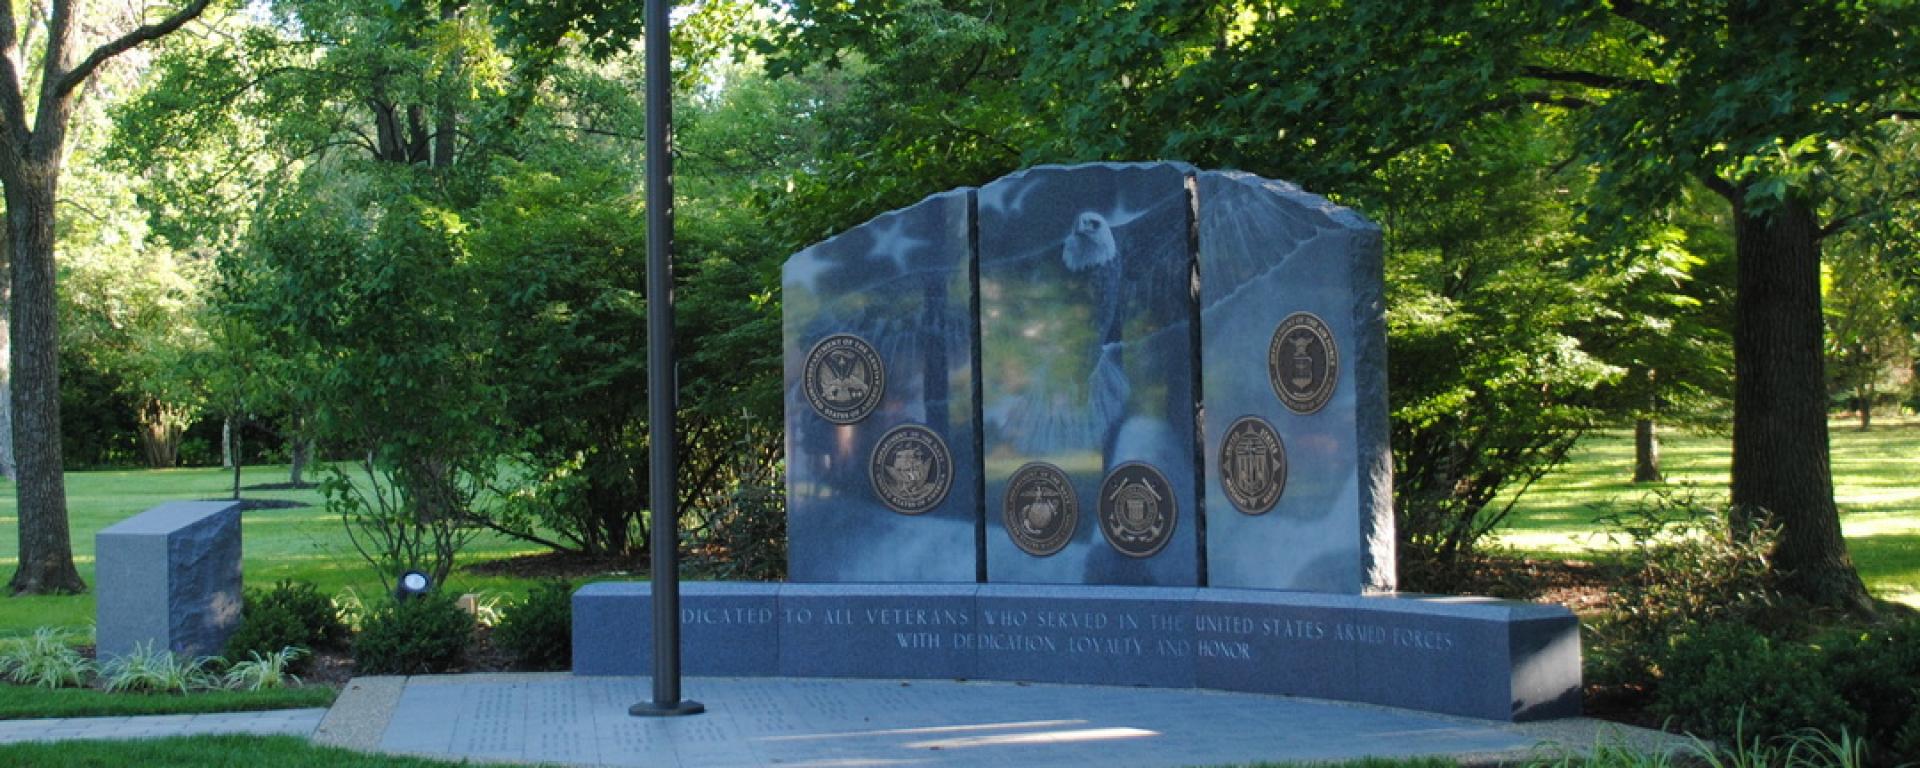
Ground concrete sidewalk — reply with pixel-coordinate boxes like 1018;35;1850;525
314;673;1692;767
0;707;326;744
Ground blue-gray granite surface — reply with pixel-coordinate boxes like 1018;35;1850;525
95;501;243;659
784;189;983;583
573;582;1581;722
977;163;1203;586
1195;172;1394;592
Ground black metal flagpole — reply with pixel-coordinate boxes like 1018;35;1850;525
631;0;703;718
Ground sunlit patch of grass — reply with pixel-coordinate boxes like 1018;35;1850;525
1497;416;1920;605
0;463;555;635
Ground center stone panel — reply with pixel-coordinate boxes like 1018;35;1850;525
978;164;1202;586
783;189;981;583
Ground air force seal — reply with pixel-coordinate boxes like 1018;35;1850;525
1269;312;1338;414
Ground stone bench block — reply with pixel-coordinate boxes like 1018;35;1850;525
572;581;779;676
96;501;243;659
572;581;1580;722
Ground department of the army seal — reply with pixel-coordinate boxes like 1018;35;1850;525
1003;462;1078;557
1219;416;1287;515
1098;462;1177;558
1268;312;1339;414
803;334;886;424
869;424;952;515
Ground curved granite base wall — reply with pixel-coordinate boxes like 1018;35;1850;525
572;582;1580;722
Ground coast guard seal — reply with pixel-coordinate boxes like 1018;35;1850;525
1098;462;1176;558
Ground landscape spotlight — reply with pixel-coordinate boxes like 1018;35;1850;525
395;570;431;601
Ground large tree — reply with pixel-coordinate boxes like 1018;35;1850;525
990;0;1917;611
2;0;212;595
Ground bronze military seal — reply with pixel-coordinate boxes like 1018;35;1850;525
1268;312;1338;414
1004;462;1077;557
1219;415;1287;515
803;334;885;424
869;424;952;515
1098;462;1176;558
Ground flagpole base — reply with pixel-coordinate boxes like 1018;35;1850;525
630;700;706;717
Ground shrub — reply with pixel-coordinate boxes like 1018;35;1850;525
0;628;94;688
100;642;222;694
493;582;572;670
1822;620;1920;765
1590;488;1791;687
1650;622;1863;747
225;580;349;672
352;591;472;675
224;646;307;691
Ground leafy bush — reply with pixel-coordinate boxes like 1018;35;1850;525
224;647;307;691
0;628;94;688
100;642;222;694
352;592;472;675
1822;620;1920;765
1650;622;1863;745
493;582;573;670
225;580;349;672
1590;488;1790;686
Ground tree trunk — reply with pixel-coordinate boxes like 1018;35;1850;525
222;417;233;469
231;423;242;501
1728;190;1870;612
5;161;84;595
0;246;15;482
1633;418;1662;483
1857;387;1872;431
290;436;312;486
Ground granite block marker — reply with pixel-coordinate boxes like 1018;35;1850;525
95;501;243;660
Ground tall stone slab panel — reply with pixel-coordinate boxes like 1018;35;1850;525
784;189;982;583
978;163;1203;586
1195;172;1393;592
96;501;243;659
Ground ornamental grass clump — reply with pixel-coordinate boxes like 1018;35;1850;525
99;642;221;694
223;646;306;691
0;628;94;689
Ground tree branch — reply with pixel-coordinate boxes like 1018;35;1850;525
0;2;29;150
54;0;215;99
1520;65;1659;92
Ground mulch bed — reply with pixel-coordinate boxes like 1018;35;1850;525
463;551;650;581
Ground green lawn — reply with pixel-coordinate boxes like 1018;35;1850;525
0;684;335;719
0;734;482;767
1495;416;1920;608
0;463;552;637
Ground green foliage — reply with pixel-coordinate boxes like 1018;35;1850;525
352;592;473;675
1651;623;1862;746
492;582;572;671
1591;488;1787;686
225;580;349;671
223;647;307;692
0;629;94;689
99;643;222;694
1821;622;1920;764
0;734;474;767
